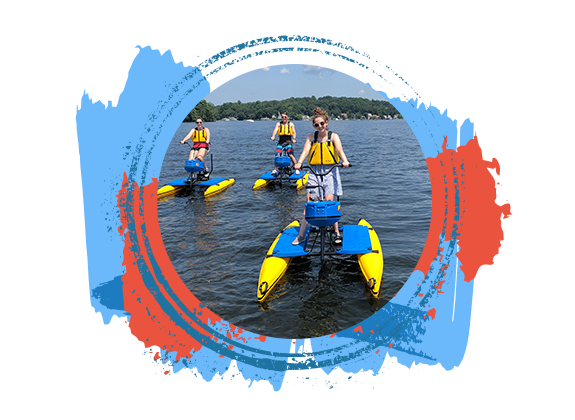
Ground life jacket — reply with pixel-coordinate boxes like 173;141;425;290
192;127;207;143
278;121;293;136
308;131;340;165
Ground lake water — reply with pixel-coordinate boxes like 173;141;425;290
157;119;431;338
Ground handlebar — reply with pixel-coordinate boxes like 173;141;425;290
300;163;352;178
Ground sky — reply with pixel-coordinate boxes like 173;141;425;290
204;64;386;105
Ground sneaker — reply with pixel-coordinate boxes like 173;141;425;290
295;170;300;175
292;235;305;246
271;169;278;176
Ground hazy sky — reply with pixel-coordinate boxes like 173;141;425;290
204;64;386;105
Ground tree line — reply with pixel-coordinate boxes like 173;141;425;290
183;96;402;122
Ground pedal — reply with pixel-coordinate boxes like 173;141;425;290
332;235;343;249
197;172;210;182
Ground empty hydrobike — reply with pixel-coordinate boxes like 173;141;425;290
252;153;308;191
157;144;235;199
257;163;384;302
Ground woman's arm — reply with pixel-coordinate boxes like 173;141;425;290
180;129;195;144
294;134;313;169
332;133;350;167
270;122;280;140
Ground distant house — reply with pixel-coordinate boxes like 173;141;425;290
341;113;348;120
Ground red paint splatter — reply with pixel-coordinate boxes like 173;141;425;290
330;333;336;338
254;335;266;343
153;352;160;360
164;371;170;375
370;330;374;334
389;343;394;348
354;326;363;333
375;350;380;354
434;280;446;290
418;293;423;297
427;308;436;320
118;175;225;361
228;345;234;350
416;135;575;282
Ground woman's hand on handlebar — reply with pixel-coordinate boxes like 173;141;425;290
300;162;351;176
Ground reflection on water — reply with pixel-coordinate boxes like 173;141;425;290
158;120;431;338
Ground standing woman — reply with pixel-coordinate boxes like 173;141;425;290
292;107;350;245
180;117;210;163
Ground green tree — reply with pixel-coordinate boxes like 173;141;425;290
183;97;402;122
184;100;218;122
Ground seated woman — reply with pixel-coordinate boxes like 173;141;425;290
270;112;298;175
292;107;350;245
180;117;210;163
180;117;210;179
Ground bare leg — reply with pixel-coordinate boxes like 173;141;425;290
272;144;282;173
293;191;312;245
324;194;340;237
196;148;208;163
273;153;279;174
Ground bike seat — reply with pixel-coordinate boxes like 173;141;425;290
305;201;341;227
184;160;205;173
274;156;291;168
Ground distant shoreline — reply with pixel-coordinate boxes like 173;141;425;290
183;96;403;123
209;117;403;122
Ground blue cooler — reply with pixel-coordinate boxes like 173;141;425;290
274;156;291;168
185;160;205;173
305;201;341;227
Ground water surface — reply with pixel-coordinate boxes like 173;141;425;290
158;120;431;338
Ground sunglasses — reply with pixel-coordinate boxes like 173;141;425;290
313;121;326;128
196;121;203;124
